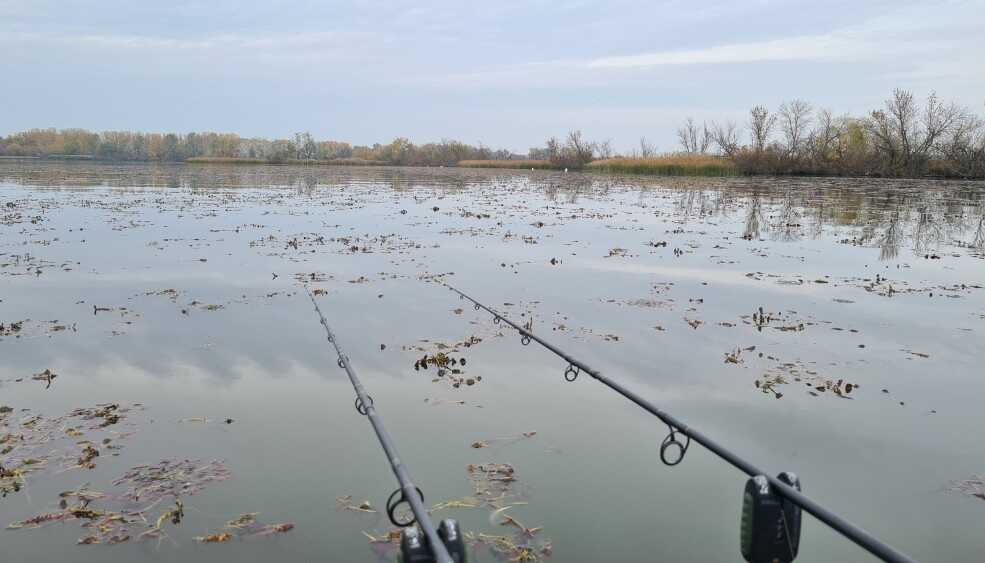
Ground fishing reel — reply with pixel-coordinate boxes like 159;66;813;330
400;519;467;563
740;472;802;563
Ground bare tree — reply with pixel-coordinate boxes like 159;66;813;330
938;114;981;166
638;136;655;158
778;100;813;157
868;107;901;169
677;117;711;154
887;88;917;164
710;121;740;157
699;123;712;153
596;139;613;159
565;130;596;166
806;108;840;163
544;131;597;168
545;137;561;162
918;92;966;156
869;89;969;172
748;106;777;152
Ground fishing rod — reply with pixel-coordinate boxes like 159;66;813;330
440;281;919;563
304;285;465;563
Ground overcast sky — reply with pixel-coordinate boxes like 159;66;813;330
2;0;983;152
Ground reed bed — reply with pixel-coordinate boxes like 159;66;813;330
586;155;738;177
457;159;553;170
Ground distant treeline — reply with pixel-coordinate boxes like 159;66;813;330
546;89;985;179
666;89;985;179
0;130;516;167
2;89;983;178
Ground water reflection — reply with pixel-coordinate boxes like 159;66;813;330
2;161;985;563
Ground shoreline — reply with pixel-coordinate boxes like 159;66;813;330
2;157;984;182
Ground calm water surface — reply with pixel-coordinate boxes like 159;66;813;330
2;162;984;562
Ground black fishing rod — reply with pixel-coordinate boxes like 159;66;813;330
440;281;919;563
304;285;465;563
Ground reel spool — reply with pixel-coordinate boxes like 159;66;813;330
740;472;802;563
399;519;467;563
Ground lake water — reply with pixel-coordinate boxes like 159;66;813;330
2;161;984;563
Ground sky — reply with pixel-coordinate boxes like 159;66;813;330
1;0;983;153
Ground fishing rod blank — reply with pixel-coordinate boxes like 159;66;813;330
304;285;465;563
440;281;918;563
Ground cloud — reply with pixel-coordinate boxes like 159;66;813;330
586;34;863;68
583;27;959;69
0;29;377;52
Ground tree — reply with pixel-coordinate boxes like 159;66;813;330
542;131;597;168
565;130;595;166
805;108;840;164
748;106;776;152
677;118;711;154
294;132;317;160
710;121;740;157
867;89;968;173
778;100;813;157
596;139;613;159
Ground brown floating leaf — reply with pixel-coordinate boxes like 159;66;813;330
226;513;258;528
31;369;57;389
196;532;233;543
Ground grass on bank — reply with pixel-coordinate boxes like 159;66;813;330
586;155;738;177
185;155;737;177
457;159;554;170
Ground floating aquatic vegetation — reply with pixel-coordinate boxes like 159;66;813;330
69;403;127;428
470;432;538;450
0;319;73;340
605;297;675;311
197;531;233;543
604;248;632;258
430;497;481;512
113;458;231;502
740;307;811;332
75;442;101;469
294;272;333;282
2;403;142;496
31;368;57;389
336;495;377;513
413;350;481;389
947;475;985;500
8;492;176;546
8;459;233;547
902;349;930;359
195;513;294;544
467;531;553;562
754;357;857;400
489;506;542;537
424;398;476;408
723;348;743;364
467;463;524;508
142;288;181;301
189;300;224;311
363;528;402;545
